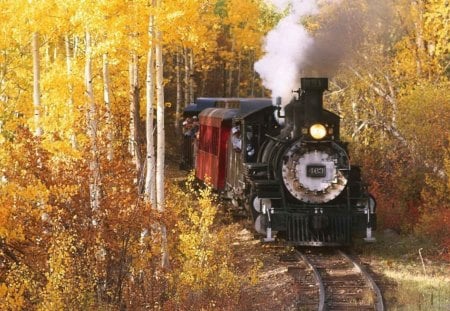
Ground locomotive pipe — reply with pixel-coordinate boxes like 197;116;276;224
275;96;285;119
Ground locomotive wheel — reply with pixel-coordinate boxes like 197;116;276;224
244;191;260;222
244;194;268;235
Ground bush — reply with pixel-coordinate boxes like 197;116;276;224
166;174;242;310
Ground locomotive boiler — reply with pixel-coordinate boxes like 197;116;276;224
186;77;376;246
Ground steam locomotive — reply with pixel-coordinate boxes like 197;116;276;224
182;77;376;246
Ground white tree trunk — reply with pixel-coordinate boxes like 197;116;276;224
200;69;208;96
349;66;411;150
85;31;101;214
189;50;194;104
32;32;42;137
128;57;135;156
250;51;255;97
412;0;425;76
183;48;189;107
73;36;79;58
129;53;144;188
155;23;169;269
235;51;241;97
103;54;114;161
145;11;156;206
226;40;234;97
175;50;182;129
65;35;78;149
155;36;165;213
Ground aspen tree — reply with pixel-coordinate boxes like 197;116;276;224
226;40;234;97
412;0;426;77
155;0;169;269
189;50;194;103
129;53;144;187
155;13;164;214
250;50;256;96
175;49;182;129
223;0;268;96
85;31;101;214
64;35;78;149
102;54;113;161
183;48;190;107
145;0;156;206
235;51;241;97
32;32;42;137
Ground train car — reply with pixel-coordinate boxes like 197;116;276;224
194;98;275;188
189;78;376;246
180;98;244;170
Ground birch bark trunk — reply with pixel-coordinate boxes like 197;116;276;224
174;50;182;129
155;34;165;213
103;54;113;161
235;51;241;97
65;35;78;149
412;0;425;76
183;48;190;107
226;40;234;97
32;32;42;137
85;31;101;214
155;18;169;269
129;53;144;189
227;63;233;97
189;50;194;104
145;9;156;206
250;51;255;97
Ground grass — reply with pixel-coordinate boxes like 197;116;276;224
384;270;450;310
354;232;450;310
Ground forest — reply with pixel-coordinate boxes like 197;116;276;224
0;0;448;309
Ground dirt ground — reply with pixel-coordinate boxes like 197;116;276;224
231;226;302;311
165;140;301;310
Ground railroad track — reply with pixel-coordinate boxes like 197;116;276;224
283;248;384;311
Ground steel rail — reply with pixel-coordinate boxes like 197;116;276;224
338;249;385;311
296;250;326;311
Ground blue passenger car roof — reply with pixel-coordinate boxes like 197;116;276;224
237;98;273;116
199;107;239;121
185;97;274;117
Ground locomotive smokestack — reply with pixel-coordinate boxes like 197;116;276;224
300;77;328;122
284;77;329;139
288;77;328;139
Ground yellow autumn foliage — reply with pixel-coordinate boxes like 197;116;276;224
38;230;95;311
166;174;242;308
0;0;449;309
0;263;40;311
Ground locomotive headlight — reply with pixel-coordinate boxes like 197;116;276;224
309;123;327;140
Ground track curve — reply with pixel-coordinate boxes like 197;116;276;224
288;248;384;311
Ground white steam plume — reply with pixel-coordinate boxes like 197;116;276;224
255;0;393;106
254;0;319;105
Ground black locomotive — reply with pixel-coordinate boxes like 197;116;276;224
183;77;376;246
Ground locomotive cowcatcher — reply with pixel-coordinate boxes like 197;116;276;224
183;78;376;246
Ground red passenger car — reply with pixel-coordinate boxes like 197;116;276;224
196;108;238;189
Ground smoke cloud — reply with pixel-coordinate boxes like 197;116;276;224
255;0;393;106
254;0;319;105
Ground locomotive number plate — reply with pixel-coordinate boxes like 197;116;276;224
306;165;326;178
